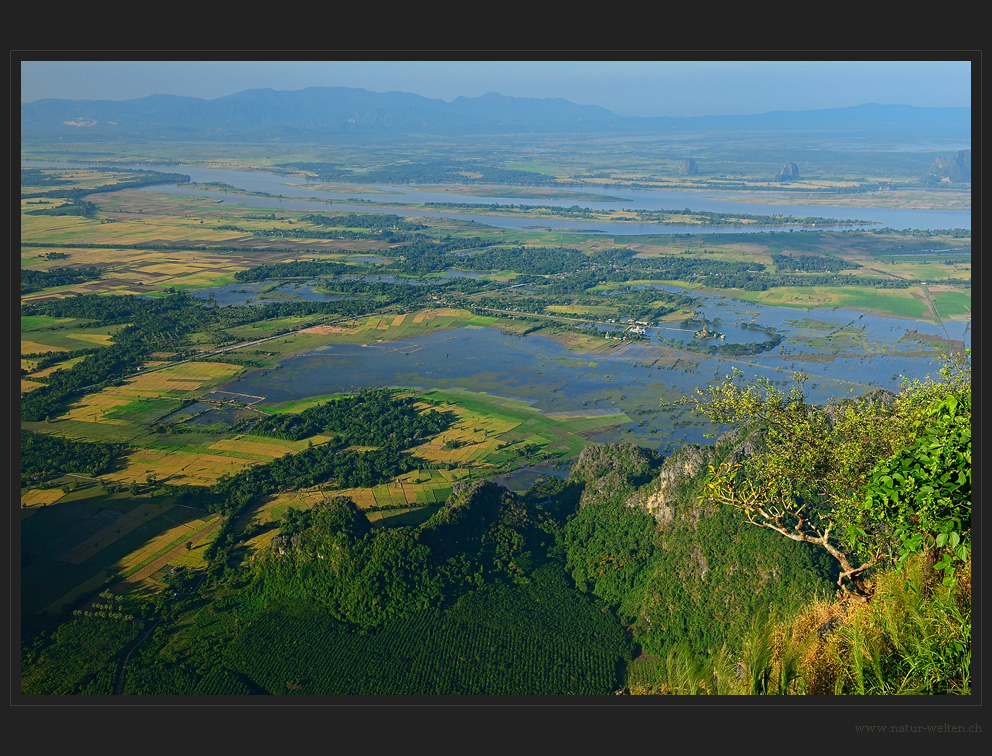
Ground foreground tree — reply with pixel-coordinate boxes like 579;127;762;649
693;352;970;599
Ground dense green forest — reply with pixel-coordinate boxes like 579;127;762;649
250;388;450;444
20;430;126;486
21;265;103;294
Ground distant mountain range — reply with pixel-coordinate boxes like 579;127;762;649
20;86;972;140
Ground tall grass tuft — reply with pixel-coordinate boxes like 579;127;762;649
630;555;970;696
739;614;775;695
703;643;739;695
828;555;971;694
773;623;805;695
662;642;707;694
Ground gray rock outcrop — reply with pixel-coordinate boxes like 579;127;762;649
679;158;699;176
926;149;971;183
774;162;800;181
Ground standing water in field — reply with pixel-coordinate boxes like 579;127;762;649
219;292;964;455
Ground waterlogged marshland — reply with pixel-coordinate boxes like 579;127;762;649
216;294;966;455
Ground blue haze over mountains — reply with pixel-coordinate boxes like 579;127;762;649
20;86;972;140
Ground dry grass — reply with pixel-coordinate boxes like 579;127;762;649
780;598;852;694
208;437;306;459
114;512;219;573
21;488;65;510
101;448;259;487
21;340;68;355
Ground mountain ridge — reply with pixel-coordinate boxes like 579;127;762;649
20;87;972;140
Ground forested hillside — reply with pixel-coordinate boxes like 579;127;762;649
20;348;970;695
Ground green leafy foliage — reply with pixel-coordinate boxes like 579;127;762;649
860;372;971;583
251;483;552;628
693;355;971;596
563;497;659;618
635;505;834;656
559;443;835;657
233;259;349;282
21;266;103;294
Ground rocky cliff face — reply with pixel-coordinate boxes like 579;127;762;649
623;428;762;528
625;444;713;527
569;443;662;508
774;162;800;181
563;436;838;656
926;149;971;183
620;388;898;528
679;158;699;176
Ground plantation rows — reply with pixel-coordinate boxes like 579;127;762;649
221;567;631;695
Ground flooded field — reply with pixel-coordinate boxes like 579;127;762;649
215;299;963;456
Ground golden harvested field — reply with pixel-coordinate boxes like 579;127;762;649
64;394;133;425
66;332;114;346
235;488;329;532
21;328;121;353
243;528;281;555
21;340;68;355
300;324;354;334
234;488;329;558
411;307;462;323
21;488;66;510
412;402;521;467
115;510;219;574
208;435;330;459
337;469;459;511
20;212;295;296
230;467;460;554
114;517;223;593
337;488;378;508
31;357;86;378
138;262;216;275
167;528;218;570
114;361;244;396
24;169;125;191
22;246;132;268
101;448;260;487
23;194;245;247
21;198;66;211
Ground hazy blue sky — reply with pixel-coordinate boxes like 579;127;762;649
18;58;974;117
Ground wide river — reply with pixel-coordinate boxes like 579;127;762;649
21;160;971;234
